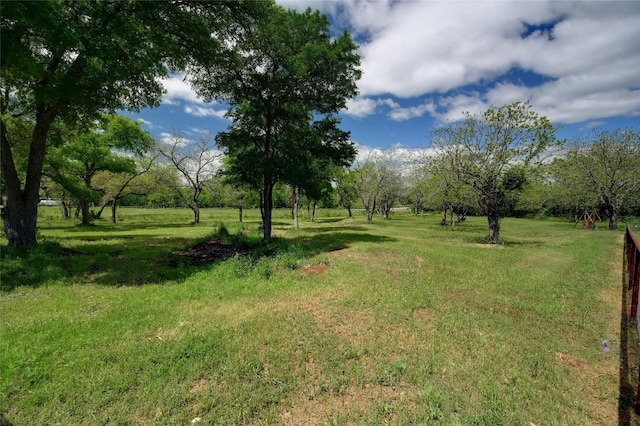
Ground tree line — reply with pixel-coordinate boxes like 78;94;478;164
23;104;640;246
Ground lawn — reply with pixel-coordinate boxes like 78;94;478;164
1;207;636;425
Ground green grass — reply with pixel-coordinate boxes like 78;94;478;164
0;207;633;424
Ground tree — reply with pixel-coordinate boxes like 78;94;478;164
333;166;359;218
353;161;386;224
157;131;222;224
406;164;430;216
353;150;406;223
92;154;157;223
377;166;404;220
44;115;153;225
563;129;640;229
424;155;478;229
431;101;560;243
190;5;361;239
0;0;262;246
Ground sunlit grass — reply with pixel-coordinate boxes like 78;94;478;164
0;208;632;424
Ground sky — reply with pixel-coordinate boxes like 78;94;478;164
124;0;640;155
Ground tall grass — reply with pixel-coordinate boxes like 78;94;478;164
0;208;632;424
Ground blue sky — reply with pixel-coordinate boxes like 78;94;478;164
125;0;640;155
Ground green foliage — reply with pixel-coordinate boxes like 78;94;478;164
557;128;640;229
43;115;153;225
430;101;562;242
191;5;361;238
1;0;264;246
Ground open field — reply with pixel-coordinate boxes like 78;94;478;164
1;208;637;424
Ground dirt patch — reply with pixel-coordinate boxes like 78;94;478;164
412;308;431;319
190;378;208;393
555;352;587;371
301;264;330;276
175;239;244;266
279;382;408;425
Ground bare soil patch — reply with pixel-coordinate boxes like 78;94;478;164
176;239;244;266
300;264;329;276
555;352;587;371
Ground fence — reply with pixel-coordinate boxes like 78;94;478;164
624;223;640;412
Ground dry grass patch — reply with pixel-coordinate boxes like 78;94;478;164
279;382;412;425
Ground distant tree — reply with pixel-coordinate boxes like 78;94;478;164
0;0;263;246
431;101;560;243
157;131;222;224
354;160;387;224
562;129;640;229
333;167;359;218
377;166;404;220
406;164;430;216
353;150;407;223
190;5;361;239
93;154;157;223
207;177;258;223
425;155;478;229
143;164;183;208
44;115;153;225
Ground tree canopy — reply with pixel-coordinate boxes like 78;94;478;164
43;115;153;225
0;0;264;246
190;5;361;239
430;101;560;243
558;129;640;229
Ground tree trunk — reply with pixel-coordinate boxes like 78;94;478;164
609;209;618;230
366;199;376;224
293;187;299;230
347;206;352;218
2;196;38;247
441;206;447;226
238;205;243;223
261;183;274;239
80;200;91;226
1;111;56;246
382;205;390;220
60;201;71;219
111;200;117;223
487;211;501;243
192;203;200;224
312;201;316;222
450;207;455;230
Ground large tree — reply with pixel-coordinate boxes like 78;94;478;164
0;0;262;246
431;101;560;243
562;129;640;229
190;5;361;239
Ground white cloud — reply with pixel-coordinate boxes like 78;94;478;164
388;102;435;121
343;96;398;117
160;73;203;105
335;0;640;125
135;118;154;127
184;105;229;119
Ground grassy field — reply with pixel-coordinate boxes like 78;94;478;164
1;207;636;425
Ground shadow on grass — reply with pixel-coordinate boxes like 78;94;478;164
43;221;206;233
619;249;639;425
1;228;396;292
